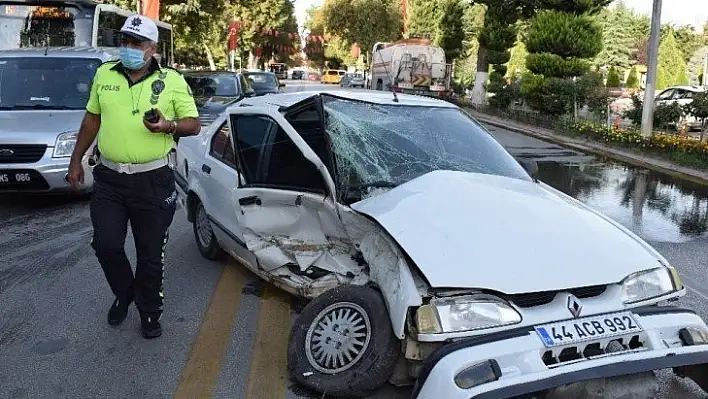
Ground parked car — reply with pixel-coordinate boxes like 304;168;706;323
173;90;708;398
655;85;707;130
0;47;114;194
291;70;304;80
340;72;365;88
183;70;255;127
243;71;285;96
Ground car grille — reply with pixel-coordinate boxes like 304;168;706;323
508;285;607;308
541;335;644;367
0;144;47;164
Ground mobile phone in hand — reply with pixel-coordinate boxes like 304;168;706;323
144;109;159;124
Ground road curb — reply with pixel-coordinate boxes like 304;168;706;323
467;110;708;187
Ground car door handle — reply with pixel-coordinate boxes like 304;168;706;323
239;196;261;206
202;164;211;174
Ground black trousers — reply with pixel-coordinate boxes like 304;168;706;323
90;164;177;318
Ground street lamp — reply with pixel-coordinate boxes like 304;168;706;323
640;0;662;136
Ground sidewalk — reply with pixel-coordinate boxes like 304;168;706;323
465;108;708;186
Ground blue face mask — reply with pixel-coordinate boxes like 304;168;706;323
119;46;146;70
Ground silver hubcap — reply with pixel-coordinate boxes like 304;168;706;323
305;302;371;374
195;203;213;248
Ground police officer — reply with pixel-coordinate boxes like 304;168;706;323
68;14;200;339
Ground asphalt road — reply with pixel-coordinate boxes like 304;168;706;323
0;81;706;399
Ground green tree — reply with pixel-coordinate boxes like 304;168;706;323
505;40;529;79
594;2;635;71
521;0;610;115
302;5;327;68
470;0;536;106
605;66;621;87
435;0;466;63
688;46;708;85
626;65;639;88
407;0;441;40
668;24;704;61
321;0;403;65
656;32;689;89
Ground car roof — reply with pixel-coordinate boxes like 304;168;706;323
183;70;242;76
666;85;706;92
0;47;117;60
235;90;459;109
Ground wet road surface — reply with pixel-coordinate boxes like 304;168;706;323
1;83;707;398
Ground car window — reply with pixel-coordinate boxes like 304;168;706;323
322;96;531;202
676;90;694;99
185;74;238;97
245;73;277;90
232;115;272;183
232;114;325;192
0;56;101;109
656;89;675;100
210;122;238;169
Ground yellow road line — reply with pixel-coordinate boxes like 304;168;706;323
174;258;247;399
245;284;292;399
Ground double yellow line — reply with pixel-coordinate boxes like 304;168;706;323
174;258;292;399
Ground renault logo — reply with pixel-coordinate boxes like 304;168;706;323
567;294;582;318
0;148;14;156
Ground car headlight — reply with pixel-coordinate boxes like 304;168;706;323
620;266;683;304
416;294;522;334
53;131;78;158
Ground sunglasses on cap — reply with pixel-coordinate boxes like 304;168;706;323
120;33;149;46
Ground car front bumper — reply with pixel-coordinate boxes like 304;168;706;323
413;306;708;399
0;151;94;194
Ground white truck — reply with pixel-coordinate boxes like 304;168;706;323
368;39;452;98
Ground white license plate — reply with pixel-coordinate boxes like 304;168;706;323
535;311;642;348
398;83;414;89
0;172;31;184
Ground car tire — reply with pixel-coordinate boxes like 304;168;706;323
287;284;400;397
192;198;225;260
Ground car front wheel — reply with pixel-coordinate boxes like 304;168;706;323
192;198;224;260
287;285;400;397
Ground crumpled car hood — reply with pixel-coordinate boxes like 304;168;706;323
351;170;661;294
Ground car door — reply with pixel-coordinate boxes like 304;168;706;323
226;104;354;276
199;121;247;250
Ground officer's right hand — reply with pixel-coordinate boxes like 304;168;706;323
68;159;84;189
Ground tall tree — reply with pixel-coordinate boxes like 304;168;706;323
670;24;704;61
407;0;442;40
521;0;609;115
435;0;467;63
594;2;635;71
656;31;689;89
688;46;708;85
321;0;403;65
470;0;536;106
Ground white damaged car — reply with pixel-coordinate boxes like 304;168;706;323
173;90;708;398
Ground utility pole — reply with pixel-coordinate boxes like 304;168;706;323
640;0;662;136
703;54;708;87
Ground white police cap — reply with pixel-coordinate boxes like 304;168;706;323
120;14;159;43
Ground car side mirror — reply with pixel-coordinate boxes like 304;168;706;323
518;158;539;179
245;90;256;97
279;83;286;87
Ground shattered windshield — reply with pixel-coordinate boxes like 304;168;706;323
322;97;531;202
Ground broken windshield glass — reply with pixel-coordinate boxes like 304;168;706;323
322;97;531;201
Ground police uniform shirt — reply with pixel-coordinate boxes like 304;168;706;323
86;58;199;164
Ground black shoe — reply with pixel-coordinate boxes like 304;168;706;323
107;295;133;326
140;314;162;339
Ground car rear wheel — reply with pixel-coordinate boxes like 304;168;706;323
193;198;224;260
287;285;400;397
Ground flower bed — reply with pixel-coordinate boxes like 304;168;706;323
559;121;708;170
